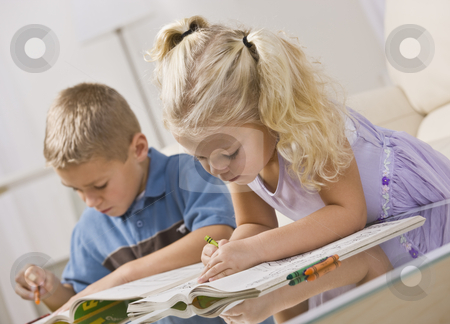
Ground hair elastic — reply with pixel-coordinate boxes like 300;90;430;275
180;29;194;41
243;36;252;48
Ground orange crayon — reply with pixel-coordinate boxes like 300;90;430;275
34;286;40;305
304;254;339;276
306;259;341;281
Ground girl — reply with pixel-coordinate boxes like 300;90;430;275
148;16;450;323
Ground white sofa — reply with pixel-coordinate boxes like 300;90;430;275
350;0;450;159
161;0;450;226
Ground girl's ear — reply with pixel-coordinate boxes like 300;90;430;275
130;133;149;162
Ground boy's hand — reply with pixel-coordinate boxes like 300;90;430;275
197;237;265;283
15;264;59;301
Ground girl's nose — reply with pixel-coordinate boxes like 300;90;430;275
209;151;230;175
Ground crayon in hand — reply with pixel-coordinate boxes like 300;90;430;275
34;286;40;305
306;260;342;282
204;236;219;248
304;254;340;276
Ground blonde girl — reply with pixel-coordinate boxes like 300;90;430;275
148;16;450;323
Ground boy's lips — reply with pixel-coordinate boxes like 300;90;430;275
100;207;112;214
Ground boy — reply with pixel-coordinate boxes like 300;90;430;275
15;83;235;323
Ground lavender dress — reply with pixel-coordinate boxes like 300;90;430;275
247;108;450;309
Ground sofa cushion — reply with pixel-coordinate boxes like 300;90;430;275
416;103;450;160
417;103;450;143
348;85;424;136
385;0;450;115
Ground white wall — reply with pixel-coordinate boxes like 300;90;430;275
0;0;387;323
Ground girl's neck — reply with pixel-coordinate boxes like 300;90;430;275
259;147;280;194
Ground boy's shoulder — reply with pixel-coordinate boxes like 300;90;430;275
148;148;226;193
72;207;115;241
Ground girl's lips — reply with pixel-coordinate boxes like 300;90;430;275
228;175;240;182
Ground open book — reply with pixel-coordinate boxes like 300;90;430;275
127;215;426;323
31;262;205;324
30;215;425;324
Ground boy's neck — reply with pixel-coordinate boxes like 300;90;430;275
137;156;150;196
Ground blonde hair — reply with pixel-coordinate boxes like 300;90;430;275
44;83;141;168
148;16;353;192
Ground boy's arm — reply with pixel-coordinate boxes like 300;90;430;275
55;224;233;313
43;283;76;311
119;224;233;282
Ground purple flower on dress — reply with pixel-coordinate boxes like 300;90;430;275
382;176;390;186
409;247;419;258
403;242;411;250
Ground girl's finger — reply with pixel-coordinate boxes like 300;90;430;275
208;268;233;282
198;262;229;283
218;239;229;248
198;252;223;278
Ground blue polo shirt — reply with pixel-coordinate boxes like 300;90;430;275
61;147;236;293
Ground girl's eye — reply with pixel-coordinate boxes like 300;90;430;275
94;183;107;190
225;149;239;160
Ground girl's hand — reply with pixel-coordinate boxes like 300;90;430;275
197;237;264;283
201;242;219;265
14;264;59;301
220;291;279;324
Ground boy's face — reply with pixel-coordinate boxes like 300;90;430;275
56;136;149;217
176;124;277;186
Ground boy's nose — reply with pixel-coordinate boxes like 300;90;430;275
84;194;102;209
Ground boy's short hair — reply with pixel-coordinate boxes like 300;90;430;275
44;83;141;168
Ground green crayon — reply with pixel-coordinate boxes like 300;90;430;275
289;275;307;286
204;235;219;248
205;235;219;247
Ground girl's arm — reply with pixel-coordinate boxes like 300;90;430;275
199;153;367;281
229;181;279;240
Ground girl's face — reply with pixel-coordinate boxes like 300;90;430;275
176;124;278;185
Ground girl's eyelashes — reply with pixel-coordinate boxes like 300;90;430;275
226;149;239;160
94;183;108;190
194;149;239;161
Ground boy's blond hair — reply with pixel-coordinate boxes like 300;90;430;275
148;16;353;192
44;83;141;168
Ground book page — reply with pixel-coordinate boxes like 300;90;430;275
31;310;70;324
201;216;425;293
76;262;204;302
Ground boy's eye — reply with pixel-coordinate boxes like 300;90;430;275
94;183;108;190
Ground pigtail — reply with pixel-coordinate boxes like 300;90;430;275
147;16;210;120
250;30;352;191
147;16;209;63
